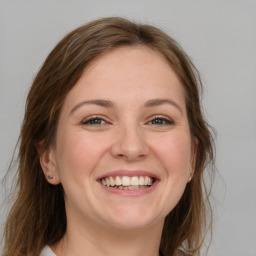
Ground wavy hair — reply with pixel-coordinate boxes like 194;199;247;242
3;17;215;256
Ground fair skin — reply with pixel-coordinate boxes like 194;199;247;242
40;46;196;256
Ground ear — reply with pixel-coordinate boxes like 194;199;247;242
37;141;61;185
189;137;198;182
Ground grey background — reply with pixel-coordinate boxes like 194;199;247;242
0;1;255;255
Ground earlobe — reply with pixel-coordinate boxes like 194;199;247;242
37;142;60;185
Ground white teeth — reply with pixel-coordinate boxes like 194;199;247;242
122;176;131;186
139;176;145;185
130;176;139;186
109;176;115;186
101;175;153;188
102;179;107;186
115;176;122;186
122;185;148;190
105;177;110;186
145;176;152;185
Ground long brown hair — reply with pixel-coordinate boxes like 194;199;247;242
3;17;215;256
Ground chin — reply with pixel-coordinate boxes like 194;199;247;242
103;206;163;230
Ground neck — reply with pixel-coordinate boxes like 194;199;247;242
52;217;164;256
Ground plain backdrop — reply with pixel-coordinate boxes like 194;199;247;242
0;1;256;255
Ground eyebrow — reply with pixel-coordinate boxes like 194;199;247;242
70;98;183;115
144;98;183;115
70;99;114;115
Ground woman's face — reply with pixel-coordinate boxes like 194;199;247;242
43;46;196;231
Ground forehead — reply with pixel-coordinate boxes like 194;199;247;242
62;46;186;111
84;46;177;80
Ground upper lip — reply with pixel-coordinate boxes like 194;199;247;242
96;169;159;181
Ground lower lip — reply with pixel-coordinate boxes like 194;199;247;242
99;181;159;197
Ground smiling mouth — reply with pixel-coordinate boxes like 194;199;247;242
101;176;154;190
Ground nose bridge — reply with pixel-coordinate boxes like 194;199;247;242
111;119;148;161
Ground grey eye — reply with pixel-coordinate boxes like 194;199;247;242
150;117;174;125
82;117;106;125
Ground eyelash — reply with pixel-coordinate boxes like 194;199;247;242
148;116;174;126
81;115;174;126
81;116;108;125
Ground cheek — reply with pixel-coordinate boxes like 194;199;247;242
151;133;191;212
55;131;109;180
151;132;192;176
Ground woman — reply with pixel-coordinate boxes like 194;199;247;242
3;17;215;256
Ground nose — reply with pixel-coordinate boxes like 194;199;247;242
110;124;149;162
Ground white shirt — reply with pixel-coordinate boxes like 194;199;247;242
40;246;56;256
